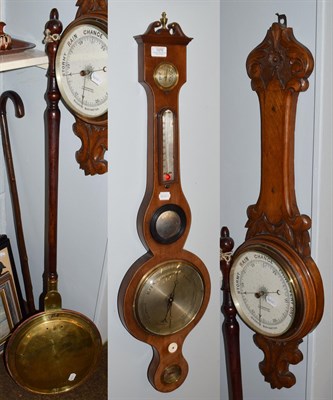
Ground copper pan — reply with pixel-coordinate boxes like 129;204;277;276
5;9;102;394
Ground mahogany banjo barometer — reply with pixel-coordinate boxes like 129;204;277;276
229;15;324;389
118;13;211;393
54;0;108;175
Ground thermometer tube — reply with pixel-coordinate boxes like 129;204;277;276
162;109;175;183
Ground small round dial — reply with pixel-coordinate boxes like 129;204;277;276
135;261;204;335
150;204;186;244
230;250;296;337
55;19;108;120
153;63;179;90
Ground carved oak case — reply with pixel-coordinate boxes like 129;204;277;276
229;15;324;389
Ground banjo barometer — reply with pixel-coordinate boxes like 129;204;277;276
118;13;211;393
229;15;324;389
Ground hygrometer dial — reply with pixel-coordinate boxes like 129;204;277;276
153;62;179;90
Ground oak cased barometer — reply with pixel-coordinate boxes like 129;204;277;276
229;15;324;389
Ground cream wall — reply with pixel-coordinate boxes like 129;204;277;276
306;1;333;398
1;1;332;399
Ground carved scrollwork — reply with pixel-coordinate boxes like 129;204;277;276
141;12;190;41
254;334;303;389
75;0;107;17
246;208;312;258
246;22;314;92
73;119;107;175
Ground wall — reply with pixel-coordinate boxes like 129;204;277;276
108;1;220;399
221;1;332;400
1;0;108;341
1;1;332;399
0;1;7;233
306;1;333;398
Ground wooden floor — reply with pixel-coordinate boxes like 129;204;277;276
0;342;107;399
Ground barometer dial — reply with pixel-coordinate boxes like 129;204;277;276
135;261;204;335
230;251;296;337
55;20;108;120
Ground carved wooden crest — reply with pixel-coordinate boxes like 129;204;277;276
245;16;314;259
76;0;108;18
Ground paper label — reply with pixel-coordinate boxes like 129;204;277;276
91;71;103;86
266;294;277;308
151;46;167;57
159;192;171;201
68;373;77;382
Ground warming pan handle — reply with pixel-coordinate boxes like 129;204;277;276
44;8;62;282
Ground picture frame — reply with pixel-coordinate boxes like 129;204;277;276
0;234;24;353
0;271;21;353
0;234;24;311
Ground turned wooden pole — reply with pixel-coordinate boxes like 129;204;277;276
44;9;62;284
220;226;243;400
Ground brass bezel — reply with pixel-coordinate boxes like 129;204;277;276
134;260;204;336
153;62;179;91
230;243;305;339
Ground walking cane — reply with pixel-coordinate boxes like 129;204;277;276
0;91;35;314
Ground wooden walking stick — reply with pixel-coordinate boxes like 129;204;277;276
0;91;35;315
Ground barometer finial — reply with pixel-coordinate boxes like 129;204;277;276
160;12;168;29
275;13;287;27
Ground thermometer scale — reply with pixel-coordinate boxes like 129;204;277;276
161;109;175;184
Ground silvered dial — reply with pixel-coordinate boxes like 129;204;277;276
230;250;296;337
55;21;108;119
135;261;204;335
